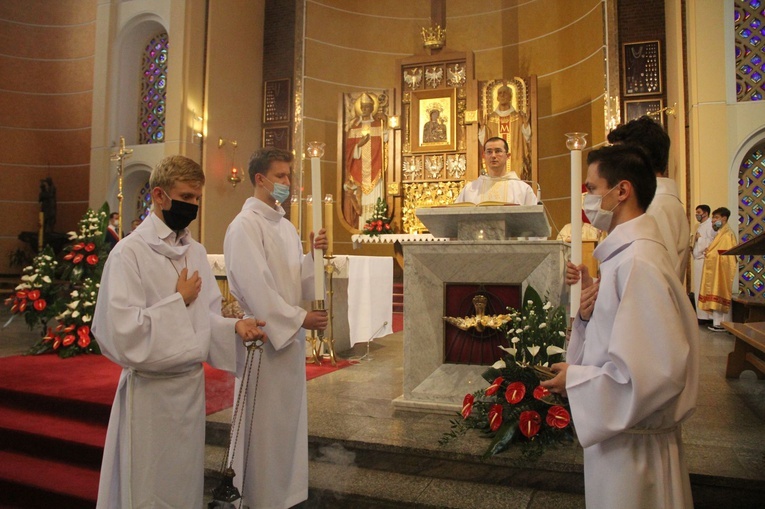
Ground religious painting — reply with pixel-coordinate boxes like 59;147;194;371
338;90;392;232
624;98;663;126
411;88;456;153
623;41;662;96
262;126;290;149
479;78;532;181
263;78;291;123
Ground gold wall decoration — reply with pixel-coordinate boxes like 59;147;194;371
401;181;465;233
421;25;446;50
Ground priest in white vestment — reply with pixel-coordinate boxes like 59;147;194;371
692;204;716;320
544;145;699;509
224;147;328;509
93;156;265;509
455;137;537;205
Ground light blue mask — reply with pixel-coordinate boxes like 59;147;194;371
263;177;291;204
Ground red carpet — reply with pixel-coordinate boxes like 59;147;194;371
392;311;403;333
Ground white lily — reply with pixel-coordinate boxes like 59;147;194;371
498;345;517;358
527;345;540;357
543;301;552;310
539;323;547;329
71;310;80;318
42;276;52;283
492;359;506;369
546;345;566;356
511;336;520;344
67;300;81;310
82;314;92;323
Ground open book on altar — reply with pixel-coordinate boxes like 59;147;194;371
416;204;551;240
434;201;516;207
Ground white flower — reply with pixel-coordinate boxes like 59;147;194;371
83;301;94;308
523;325;530;331
558;331;566;337
71;291;79;298
543;301;552;310
71;310;80;318
42;276;52;283
527;300;533;305
21;275;31;282
492;359;506;369
23;265;33;271
546;345;566;356
511;336;520;344
82;314;92;323
499;345;517;358
67;300;81;310
67;231;78;239
539;323;547;329
527;345;540;357
515;328;523;334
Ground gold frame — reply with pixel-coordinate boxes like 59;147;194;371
623;40;662;96
263;78;291;123
262;125;290;149
624;98;664;126
411;88;456;153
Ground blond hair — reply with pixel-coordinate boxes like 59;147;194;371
149;155;205;191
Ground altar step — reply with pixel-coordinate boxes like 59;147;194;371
393;282;403;313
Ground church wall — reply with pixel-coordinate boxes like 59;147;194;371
0;0;97;274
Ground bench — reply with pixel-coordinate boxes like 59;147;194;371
722;321;765;379
731;295;765;323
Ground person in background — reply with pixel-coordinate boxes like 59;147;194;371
105;212;120;250
691;204;716;322
93;155;266;508
698;207;738;332
543;144;698;509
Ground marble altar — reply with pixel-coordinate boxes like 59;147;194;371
416;205;550;240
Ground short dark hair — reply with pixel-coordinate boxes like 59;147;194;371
484;137;508;152
109;212;119;220
587;144;656;212
248;147;293;184
712;207;730;219
607;116;670;176
695;204;711;215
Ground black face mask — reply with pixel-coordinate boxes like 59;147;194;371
162;193;198;231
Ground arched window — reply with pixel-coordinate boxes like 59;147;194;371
734;0;765;102
136;181;152;220
139;32;169;144
737;142;765;297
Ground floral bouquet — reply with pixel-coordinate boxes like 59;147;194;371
440;286;574;459
34;277;101;357
362;197;394;236
4;246;60;335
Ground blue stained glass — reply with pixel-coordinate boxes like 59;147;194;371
754;203;764;216
752;36;763;46
754;223;765;235
753;150;763;159
751;0;762;9
754;260;765;272
753;166;764;177
752;71;763;82
737;46;743;59
742;64;753;74
742;234;752;243
753;18;762;28
742;28;753;37
754;55;763;65
753;186;763;197
742;196;754;206
754;279;765;292
753;91;763;99
743;271;755;281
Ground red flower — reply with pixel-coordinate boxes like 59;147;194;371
63;252;74;261
376;225;382;232
27;289;41;301
33;299;46;311
77;334;91;348
86;254;99;265
73;243;85;251
52;336;61;350
42;327;54;343
77;325;90;340
461;394;474;419
505;382;526;404
533;385;551;400
488;404;503;431
519;410;542;438
62;334;76;347
485;377;503;396
16;291;27;299
545;406;571;429
84;242;96;252
385;223;391;230
72;253;84;264
18;300;27;313
63;324;75;333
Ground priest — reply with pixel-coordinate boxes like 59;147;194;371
224;147;328;508
93;155;266;508
543;145;699;509
698;206;738;332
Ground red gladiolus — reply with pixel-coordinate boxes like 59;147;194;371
505;381;526;404
533;385;551;400
62;334;76;347
519;410;542;438
73;243;85;251
485;376;503;396
77;335;91;348
86;254;99;265
85;242;96;252
73;253;84;264
545;406;571;429
27;289;41;301
461;394;474;419
33;299;46;311
488;404;503;432
63;252;74;261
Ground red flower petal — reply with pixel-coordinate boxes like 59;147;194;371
485;377;503;396
16;291;27;299
73;243;84;251
533;385;551;400
86;254;99;265
64;324;75;333
488;404;503;431
33;299;46;311
63;253;74;261
77;335;91;348
77;325;90;339
19;300;27;312
27;290;40;301
62;334;76;347
85;242;96;252
461;394;474;419
519;410;542;438
52;337;61;350
505;381;526;404
73;254;84;264
545;406;571;429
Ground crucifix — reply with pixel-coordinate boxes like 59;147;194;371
110;136;133;238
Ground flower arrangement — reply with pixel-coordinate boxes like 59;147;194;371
440;286;573;460
6;203;109;358
362;197;394;236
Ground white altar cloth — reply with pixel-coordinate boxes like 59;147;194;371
351;233;448;248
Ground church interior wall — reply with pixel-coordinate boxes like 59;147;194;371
0;0;97;274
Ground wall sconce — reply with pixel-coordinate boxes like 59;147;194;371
192;110;205;143
647;102;678;120
218;137;242;188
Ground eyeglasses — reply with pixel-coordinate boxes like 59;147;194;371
484;149;506;155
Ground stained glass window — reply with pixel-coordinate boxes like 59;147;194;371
735;0;765;101
139;33;168;144
136;181;152;220
738;144;765;297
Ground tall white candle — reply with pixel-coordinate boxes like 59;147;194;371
565;133;587;319
310;152;325;301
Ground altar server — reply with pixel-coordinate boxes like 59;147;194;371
224;147;328;508
543;145;699;509
93;155;265;509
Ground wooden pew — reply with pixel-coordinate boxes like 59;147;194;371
722;321;765;379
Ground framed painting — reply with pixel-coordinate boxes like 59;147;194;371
262;126;290;150
624;98;663;125
623;40;662;96
411;88;456;153
263;78;291;123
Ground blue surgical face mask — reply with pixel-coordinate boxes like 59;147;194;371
713;220;723;231
263;176;290;204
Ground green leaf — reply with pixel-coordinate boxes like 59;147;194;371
523;285;543;310
482;420;518;459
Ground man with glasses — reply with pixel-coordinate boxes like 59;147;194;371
454;137;537;205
